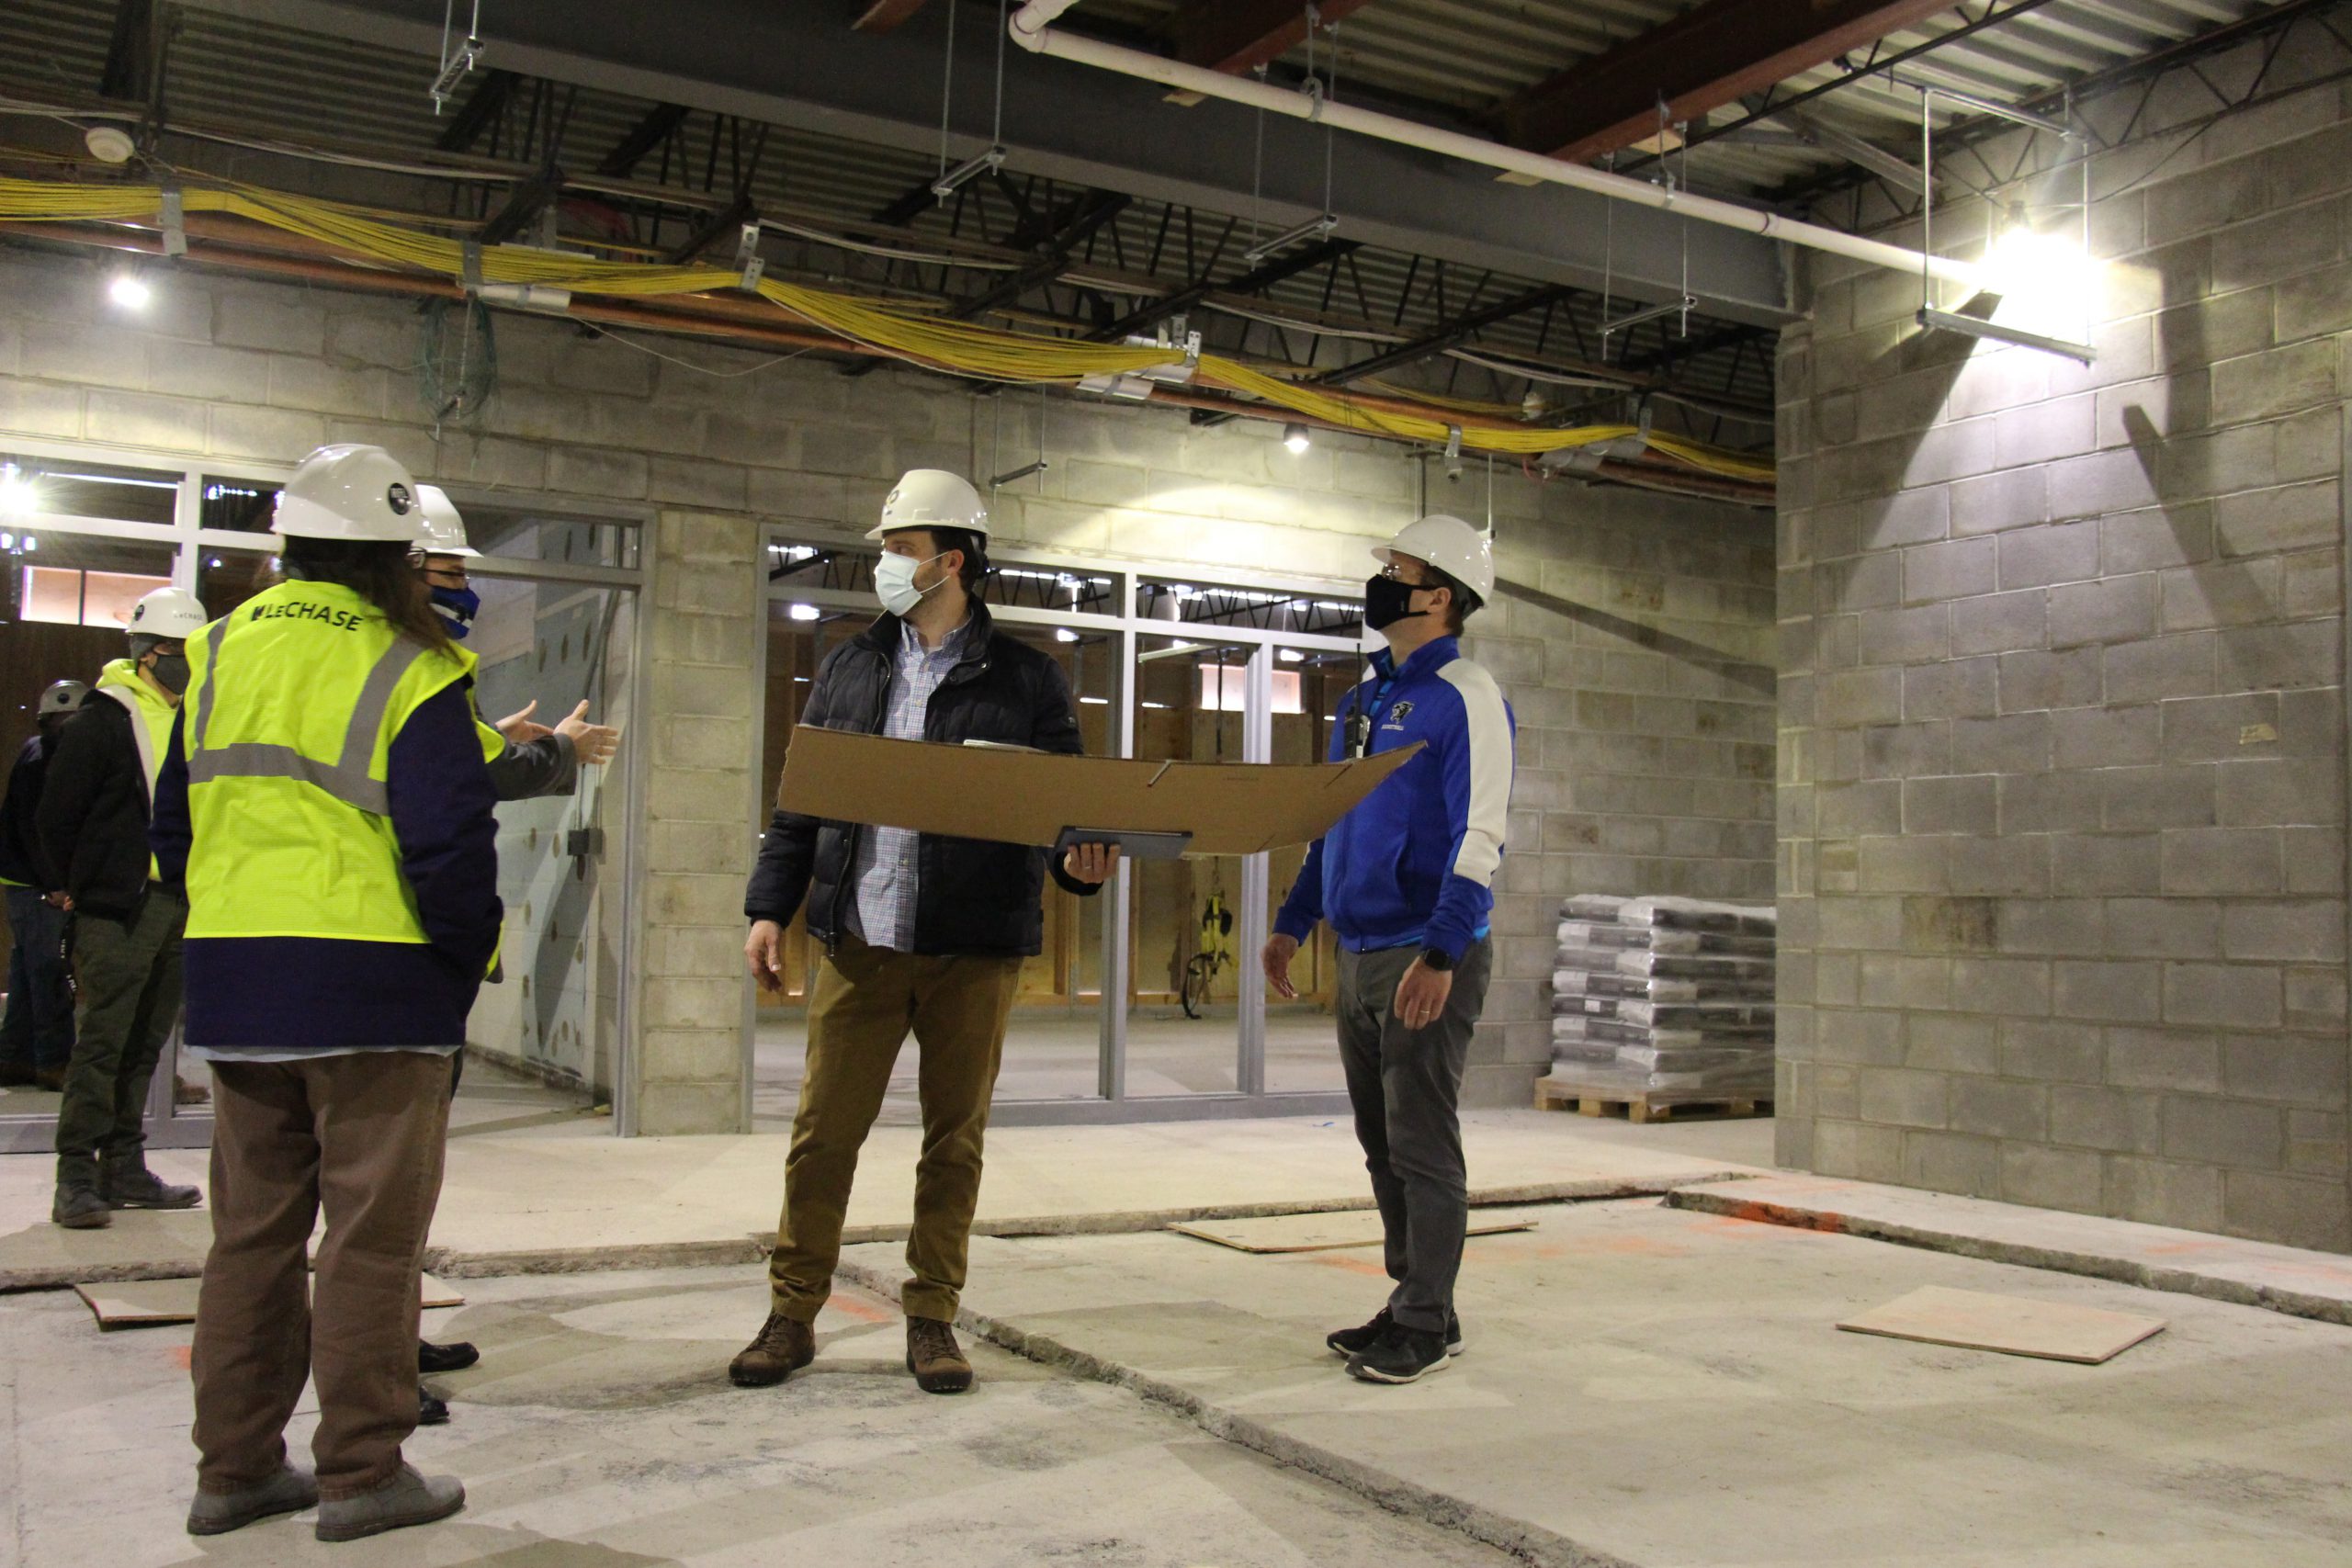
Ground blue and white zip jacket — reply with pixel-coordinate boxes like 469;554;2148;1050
1275;636;1515;962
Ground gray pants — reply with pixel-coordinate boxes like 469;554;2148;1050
1335;938;1492;1335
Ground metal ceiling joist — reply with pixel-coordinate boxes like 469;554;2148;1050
1090;234;1359;342
950;188;1130;319
1497;0;1959;163
595;102;691;176
434;66;520;152
1311;283;1570;388
661;189;756;263
477;163;564;244
165;0;1793;323
98;0;157;100
1167;0;1380;75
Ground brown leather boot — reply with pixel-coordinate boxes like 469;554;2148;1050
905;1315;973;1394
728;1312;815;1387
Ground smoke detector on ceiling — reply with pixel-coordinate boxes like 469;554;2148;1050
84;126;136;164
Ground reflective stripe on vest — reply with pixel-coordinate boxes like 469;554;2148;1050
181;581;475;944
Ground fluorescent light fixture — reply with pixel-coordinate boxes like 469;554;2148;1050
1079;695;1109;705
1916;307;2095;365
1282;423;1311;454
1055;627;1079;643
107;272;152;310
786;602;820;622
1599;295;1695;343
1241;213;1338;268
1141;701;1170;709
0;467;35;516
932;145;1008;200
1278;649;1304;663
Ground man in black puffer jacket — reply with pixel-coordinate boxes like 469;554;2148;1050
732;469;1115;1397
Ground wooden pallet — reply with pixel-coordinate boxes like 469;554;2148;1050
1535;1074;1771;1125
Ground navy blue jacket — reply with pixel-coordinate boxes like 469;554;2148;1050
150;678;502;1051
1274;637;1515;962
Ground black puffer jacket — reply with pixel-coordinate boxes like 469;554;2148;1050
37;695;160;921
744;603;1099;958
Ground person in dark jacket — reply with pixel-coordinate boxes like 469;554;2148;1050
730;469;1115;1396
0;679;86;1089
38;589;212;1228
154;444;495;1542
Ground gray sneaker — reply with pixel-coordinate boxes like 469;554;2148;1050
313;1464;465;1543
187;1465;318;1536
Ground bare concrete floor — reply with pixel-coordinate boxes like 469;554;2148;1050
842;1199;2352;1568
0;1267;1524;1568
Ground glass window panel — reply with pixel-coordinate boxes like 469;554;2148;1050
195;547;280;618
466;504;640;572
199;476;281;533
2;456;178;526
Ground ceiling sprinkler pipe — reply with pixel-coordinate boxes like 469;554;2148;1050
1008;1;1975;290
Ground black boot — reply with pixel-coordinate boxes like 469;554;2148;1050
52;1155;110;1229
98;1155;202;1210
418;1340;479;1375
418;1383;449;1426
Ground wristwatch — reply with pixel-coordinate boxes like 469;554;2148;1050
1419;947;1455;973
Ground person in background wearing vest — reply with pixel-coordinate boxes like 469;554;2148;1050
151;445;499;1543
37;588;212;1228
402;483;620;1427
734;469;1116;1396
1263;514;1516;1387
0;679;87;1092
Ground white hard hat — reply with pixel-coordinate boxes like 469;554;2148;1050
413;484;480;558
866;468;991;541
128;587;209;642
38;679;87;716
271;444;426;543
1374;513;1496;606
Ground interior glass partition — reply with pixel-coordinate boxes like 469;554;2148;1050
0;441;644;1152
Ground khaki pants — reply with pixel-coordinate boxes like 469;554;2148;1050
190;1052;452;1499
768;933;1021;1325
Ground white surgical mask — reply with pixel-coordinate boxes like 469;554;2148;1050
873;550;944;617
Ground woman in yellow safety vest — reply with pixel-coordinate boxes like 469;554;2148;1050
151;444;498;1545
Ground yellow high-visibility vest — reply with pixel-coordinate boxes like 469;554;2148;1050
180;580;479;944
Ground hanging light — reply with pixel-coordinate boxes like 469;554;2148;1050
0;465;35;517
787;603;820;623
1282;423;1312;455
107;271;152;310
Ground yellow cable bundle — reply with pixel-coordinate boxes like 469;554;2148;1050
0;173;1774;484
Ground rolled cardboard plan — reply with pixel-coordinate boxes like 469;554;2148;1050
775;724;1421;856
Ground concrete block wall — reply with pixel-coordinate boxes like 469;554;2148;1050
1778;58;2352;1249
0;242;1769;1127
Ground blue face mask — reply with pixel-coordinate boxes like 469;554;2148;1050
430;583;481;640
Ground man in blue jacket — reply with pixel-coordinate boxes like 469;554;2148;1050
1264;513;1515;1386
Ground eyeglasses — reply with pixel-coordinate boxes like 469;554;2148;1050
1378;564;1434;588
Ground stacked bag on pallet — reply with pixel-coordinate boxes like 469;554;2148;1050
1549;894;1776;1096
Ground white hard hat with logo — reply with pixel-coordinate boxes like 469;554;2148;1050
128;587;209;642
1374;513;1495;605
866;469;991;541
38;679;87;716
271;444;426;543
413;484;480;558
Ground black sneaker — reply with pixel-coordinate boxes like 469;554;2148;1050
418;1339;479;1375
1347;1323;1452;1385
1327;1307;1464;1359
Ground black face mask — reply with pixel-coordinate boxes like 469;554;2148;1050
1363;572;1429;632
149;652;190;696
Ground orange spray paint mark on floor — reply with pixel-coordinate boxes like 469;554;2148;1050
822;1292;895;1325
1304;1253;1392;1279
170;1346;193;1370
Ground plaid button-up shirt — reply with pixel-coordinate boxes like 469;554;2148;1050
843;614;972;953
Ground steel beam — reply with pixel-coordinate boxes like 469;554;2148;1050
1311;283;1569;387
1168;0;1380;75
595;102;691;175
434;66;520;152
1497;0;1956;163
98;0;157;100
169;0;1793;322
1090;234;1358;342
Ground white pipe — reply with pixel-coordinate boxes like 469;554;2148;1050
1010;1;1974;289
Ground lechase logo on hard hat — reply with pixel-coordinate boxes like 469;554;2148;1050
387;482;413;515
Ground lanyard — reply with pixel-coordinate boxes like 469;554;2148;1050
1344;672;1398;760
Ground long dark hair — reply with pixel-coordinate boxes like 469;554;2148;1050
279;537;457;654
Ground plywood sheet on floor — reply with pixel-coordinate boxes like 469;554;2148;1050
1838;1285;2165;1364
75;1272;463;1329
1171;1211;1536;1253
